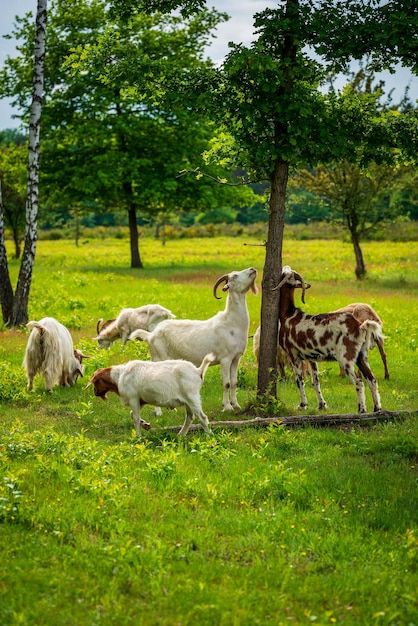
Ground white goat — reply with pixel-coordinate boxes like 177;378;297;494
85;354;215;437
23;317;88;392
273;266;382;414
129;267;258;412
94;304;175;348
333;303;389;380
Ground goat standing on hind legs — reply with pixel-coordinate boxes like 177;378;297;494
272;266;382;414
129;267;258;413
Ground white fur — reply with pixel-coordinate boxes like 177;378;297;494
94;304;175;348
129;268;258;412
23;317;85;392
86;354;215;437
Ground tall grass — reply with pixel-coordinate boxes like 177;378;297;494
0;235;417;625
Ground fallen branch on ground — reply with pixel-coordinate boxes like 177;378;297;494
158;410;414;434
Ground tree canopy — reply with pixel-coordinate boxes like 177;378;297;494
0;0;256;268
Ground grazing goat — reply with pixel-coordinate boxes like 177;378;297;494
94;304;175;348
86;354;215;437
253;324;311;379
273;266;382;414
23;317;88;392
333;303;389;380
129;267;258;412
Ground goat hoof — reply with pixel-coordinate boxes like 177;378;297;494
140;420;151;431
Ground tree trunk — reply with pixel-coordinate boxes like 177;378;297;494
10;0;47;326
0;181;14;325
256;0;297;400
352;231;366;279
12;229;21;260
128;205;143;269
257;157;288;398
75;212;80;247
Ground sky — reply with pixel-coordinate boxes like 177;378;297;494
1;0;417;130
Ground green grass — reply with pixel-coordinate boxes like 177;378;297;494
1;235;417;625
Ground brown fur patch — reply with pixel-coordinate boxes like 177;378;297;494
320;329;334;346
88;367;119;400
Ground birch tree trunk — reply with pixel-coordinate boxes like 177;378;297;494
11;0;47;326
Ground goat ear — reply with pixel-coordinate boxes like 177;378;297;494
295;282;311;304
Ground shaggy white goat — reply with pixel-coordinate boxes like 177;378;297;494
94;304;175;348
23;317;88;392
86;353;215;437
333;303;389;379
129;267;258;412
273;266;382;414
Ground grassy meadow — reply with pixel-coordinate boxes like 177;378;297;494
0;234;417;625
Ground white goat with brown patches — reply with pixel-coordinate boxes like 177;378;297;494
23;317;88;392
333;303;389;380
94;304;175;348
253;302;388;381
273;266;382;414
86;354;215;437
129;268;258;412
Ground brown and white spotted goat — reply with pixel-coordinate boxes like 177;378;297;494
273;266;383;414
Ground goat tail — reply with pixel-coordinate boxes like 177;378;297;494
198;352;216;380
360;320;383;352
27;321;46;334
128;328;150;342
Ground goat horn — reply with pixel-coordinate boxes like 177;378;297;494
76;350;90;359
213;274;229;300
96;318;104;334
271;266;292;292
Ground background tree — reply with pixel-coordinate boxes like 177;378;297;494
0;0;47;327
1;0;256;268
292;161;413;278
106;0;418;403
291;70;417;278
0;141;27;259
